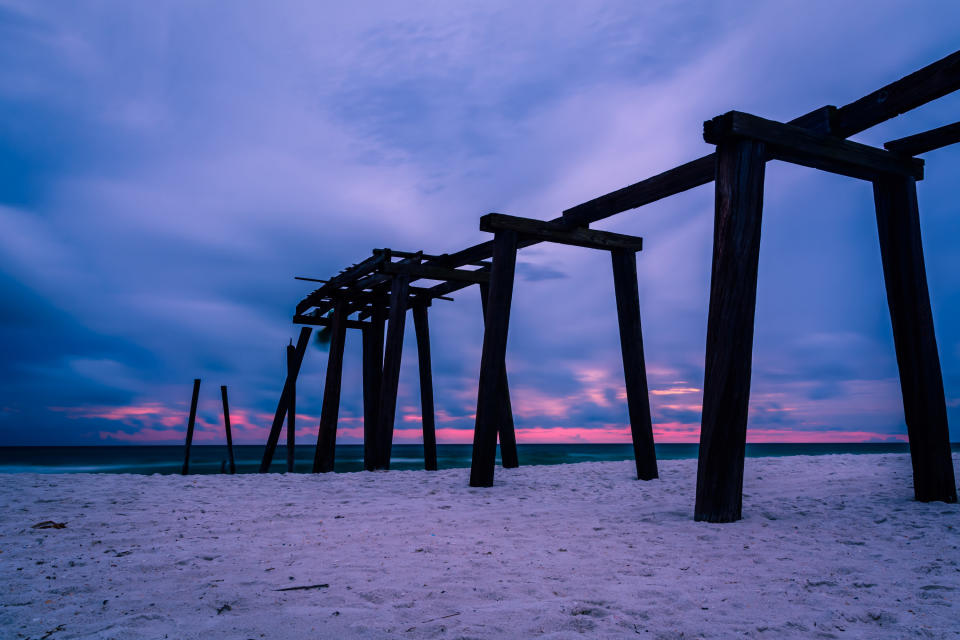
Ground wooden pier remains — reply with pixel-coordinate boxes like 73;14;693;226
261;50;959;520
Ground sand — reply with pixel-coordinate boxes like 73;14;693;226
1;453;958;639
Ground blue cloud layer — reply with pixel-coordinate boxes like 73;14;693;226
1;1;959;445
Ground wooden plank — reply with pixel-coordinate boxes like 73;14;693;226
610;249;658;481
470;231;519;487
832;49;960;138
559;107;837;227
704;111;924;180
885;121;960;156
562;155;716;227
259;327;312;472
382;261;490;283
480;213;644;251
286;344;296;473
413;305;438;471
293;314;369;330
221;385;236;474
313;300;348;473
181;378;201;475
375;276;410;470
295;252;386;314
694;138;767;523
873;175;957;503
362;309;385;471
479;282;518;469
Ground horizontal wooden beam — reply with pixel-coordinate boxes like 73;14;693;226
295;252;386;315
480;213;643;252
560;106;837;227
704;111;924;181
831;49;960;138
381;262;490;283
885;121;960;156
293;314;370;330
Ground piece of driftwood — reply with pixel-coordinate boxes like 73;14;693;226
695;138;767;523
181;378;201;475
873;175;957;503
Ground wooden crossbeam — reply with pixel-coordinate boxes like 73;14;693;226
885;121;960;156
295;252;385;315
381;261;491;283
831;49;960;138
293;313;370;329
559;106;836;227
480;213;643;251
704;111;924;181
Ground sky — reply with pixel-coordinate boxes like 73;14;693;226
1;1;959;447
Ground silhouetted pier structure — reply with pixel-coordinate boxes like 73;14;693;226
261;50;960;521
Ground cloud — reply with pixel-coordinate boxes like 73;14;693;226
1;1;959;447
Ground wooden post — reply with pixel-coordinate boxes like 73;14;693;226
873;175;957;503
375;276;410;470
478;282;519;469
695;138;767;523
313;299;349;473
413;304;438;471
362;308;385;471
286;343;296;473
221;385;236;474
260;327;312;472
610;249;658;480
181;378;201;475
470;230;519;487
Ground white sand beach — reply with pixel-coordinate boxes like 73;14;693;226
2;453;958;639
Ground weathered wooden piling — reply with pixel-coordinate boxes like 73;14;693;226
260;327;311;472
362;308;385;471
181;378;201;475
375;275;410;470
873;175;957;503
694;138;767;523
314;299;348;473
286;343;296;472
413;304;438;470
470;230;519;487
478;281;519;469
610;248;658;481
221;385;236;474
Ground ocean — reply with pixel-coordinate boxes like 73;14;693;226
1;443;951;475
